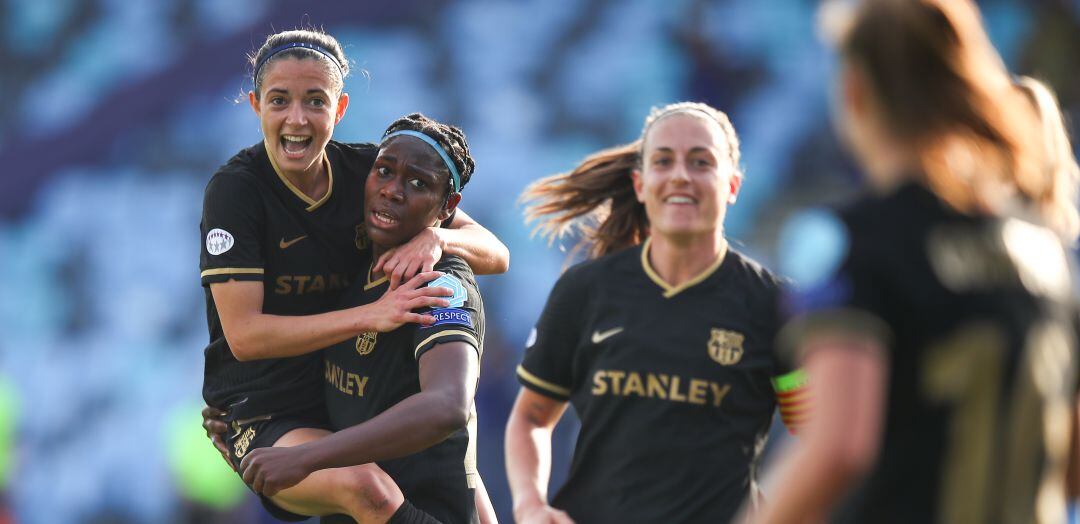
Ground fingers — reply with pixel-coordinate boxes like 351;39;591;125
408;295;451;311
401;258;423;283
373;248;396;274
389;267;403;291
239;453;255;485
421;260;436;274
401;271;445;290
211;435;236;471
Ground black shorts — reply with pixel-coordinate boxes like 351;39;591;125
318;483;476;524
225;413;331;522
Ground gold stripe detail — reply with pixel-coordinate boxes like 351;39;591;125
640;237;728;298
516;365;571;397
364;261;388;290
264;140;334;212
414;330;480;358
200;267;265;278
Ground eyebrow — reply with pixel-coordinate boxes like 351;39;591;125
264;87;330;97
651;146;717;155
376;154;444;181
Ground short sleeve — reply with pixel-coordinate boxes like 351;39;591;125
199;173;266;286
516;267;587;401
413;260;484;361
776;208;892;363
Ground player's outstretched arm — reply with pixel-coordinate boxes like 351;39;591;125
211;272;452;361
505;388;575;524
375;208;510;289
751;339;886;524
238;340;479;496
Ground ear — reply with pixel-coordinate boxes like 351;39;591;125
842;65;865;119
248;91;260;115
335;92;350;125
439;192;462;221
727;173;743;204
631;169;646;203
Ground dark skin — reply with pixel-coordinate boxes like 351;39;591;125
236;136;480;497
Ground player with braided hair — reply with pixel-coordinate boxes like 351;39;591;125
234;113;490;524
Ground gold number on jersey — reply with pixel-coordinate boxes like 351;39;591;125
921;322;1074;524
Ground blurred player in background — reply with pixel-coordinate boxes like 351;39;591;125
200;28;506;522
505;102;807;524
755;0;1080;523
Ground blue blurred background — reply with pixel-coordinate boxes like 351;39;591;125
1;0;1078;522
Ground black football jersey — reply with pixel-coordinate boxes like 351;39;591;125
518;240;794;524
781;182;1079;524
323;255;484;504
200;140;376;420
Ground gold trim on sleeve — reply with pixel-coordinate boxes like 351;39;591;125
414;330;480;358
640;237;728;298
516;365;571;397
264;141;334;212
200;267;265;278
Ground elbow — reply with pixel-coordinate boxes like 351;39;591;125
822;436;877;482
429;396;470;436
225;332;257;362
492;244;510;274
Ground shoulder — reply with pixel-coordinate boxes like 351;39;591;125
561;245;640;286
206;143;265;195
726;248;785;295
327;140;378;164
430;255;481;306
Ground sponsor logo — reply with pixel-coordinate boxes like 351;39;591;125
355;224;369;251
708;328;745;366
591;327;624;344
428;307;473;328
428;274;467;308
356;332;378;355
206;228;234;255
279;235;307;249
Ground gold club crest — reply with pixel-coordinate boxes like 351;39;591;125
355;224;370;251
233;425;256;458
356;332;378;355
708;328;745;366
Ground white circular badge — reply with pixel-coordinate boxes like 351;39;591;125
206;228;235;256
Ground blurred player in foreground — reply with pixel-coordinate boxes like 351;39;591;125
755;1;1080;523
506;102;807;524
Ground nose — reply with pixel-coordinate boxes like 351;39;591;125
284;102;307;126
671;159;691;184
378;174;405;202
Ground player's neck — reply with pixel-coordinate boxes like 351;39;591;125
646;232;727;288
280;152;330;201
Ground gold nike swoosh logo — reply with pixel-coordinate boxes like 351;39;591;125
279;235;308;249
591;327;624;344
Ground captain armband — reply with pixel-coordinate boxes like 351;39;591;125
771;368;810;434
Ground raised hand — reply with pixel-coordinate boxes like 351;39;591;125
360;270;452;332
374;228;443;290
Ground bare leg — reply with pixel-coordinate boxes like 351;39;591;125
473;474;498;524
267;427;404;523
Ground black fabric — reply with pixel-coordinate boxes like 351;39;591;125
518;244;787;524
387;500;443;524
200;140;376;420
783;182;1080;524
223;413;332;522
322;255;483;524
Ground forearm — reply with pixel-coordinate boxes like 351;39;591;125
301;389;466;470
228;305;370;361
505;414;554;515
757;446;855;524
437;226;509;275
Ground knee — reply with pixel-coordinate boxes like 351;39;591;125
334;465;403;518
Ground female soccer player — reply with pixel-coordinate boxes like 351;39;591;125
200;29;505;522
755;1;1080;523
237;112;488;524
505;102;808;523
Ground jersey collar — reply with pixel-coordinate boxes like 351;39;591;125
640;237;728;299
364;261;388;291
263;141;335;212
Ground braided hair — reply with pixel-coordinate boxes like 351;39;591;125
382;113;476;193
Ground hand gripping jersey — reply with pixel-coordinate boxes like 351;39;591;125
200;140;376;421
323;255;484;524
781;182;1080;524
518;240;803;524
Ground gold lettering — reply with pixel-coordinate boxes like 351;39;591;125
608;370;626;395
688;379;708;405
669;376;687;402
329;273;344;290
275;276;292;295
647;373;667;399
710;383;732;407
295;275;311;294
624;372;645;397
592;371;608;395
308;275;325;293
324;360;332;382
349;374;369;397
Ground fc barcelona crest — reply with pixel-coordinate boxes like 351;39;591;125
708;328;744;366
356;332;378;355
355;224;370;251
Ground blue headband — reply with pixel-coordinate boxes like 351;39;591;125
381;130;462;193
254;42;343;85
